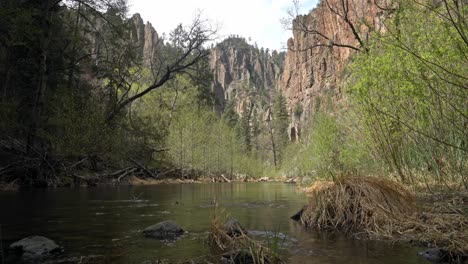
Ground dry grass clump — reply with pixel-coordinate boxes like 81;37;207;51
300;175;468;252
208;208;285;264
374;194;468;252
301;175;415;234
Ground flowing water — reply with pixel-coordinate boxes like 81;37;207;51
0;183;428;264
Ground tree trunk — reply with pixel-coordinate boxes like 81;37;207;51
268;121;278;169
28;0;52;153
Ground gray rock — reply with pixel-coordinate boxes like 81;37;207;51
221;250;256;264
291;205;307;221
9;236;62;260
143;220;184;239
418;248;467;263
223;219;245;237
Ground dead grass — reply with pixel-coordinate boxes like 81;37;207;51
208;207;285;264
300;175;468;252
301;176;415;233
374;193;468;252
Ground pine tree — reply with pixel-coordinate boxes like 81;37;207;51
272;93;289;165
222;100;239;128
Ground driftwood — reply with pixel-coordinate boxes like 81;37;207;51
116;168;137;183
68;157;88;169
129;158;157;178
220;174;231;183
156;168;175;179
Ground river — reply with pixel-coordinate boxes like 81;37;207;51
0;183;428;263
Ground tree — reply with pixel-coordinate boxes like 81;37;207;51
222;100;239;128
106;12;217;121
349;0;468;185
238;104;252;152
270;93;289;166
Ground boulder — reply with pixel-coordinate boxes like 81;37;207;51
143;220;184;239
9;236;62;260
223;218;246;237
259;177;270;182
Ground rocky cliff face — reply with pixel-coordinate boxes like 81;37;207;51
209;37;284;115
129;14;159;67
279;0;388;137
85;13;159;68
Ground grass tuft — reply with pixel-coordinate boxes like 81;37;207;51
301;175;468;252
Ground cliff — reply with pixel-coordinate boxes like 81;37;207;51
279;0;388;136
209;37;284;115
129;13;159;67
85;13;159;68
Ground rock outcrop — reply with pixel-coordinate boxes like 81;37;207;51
129;13;159;67
210;37;284;114
279;0;389;137
85;13;159;68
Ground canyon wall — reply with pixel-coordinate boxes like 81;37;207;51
279;0;388;137
209;37;284;115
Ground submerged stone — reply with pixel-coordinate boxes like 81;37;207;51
143;220;185;239
9;236;63;261
291;206;307;221
418;248;467;263
221;250;255;264
223;218;246;237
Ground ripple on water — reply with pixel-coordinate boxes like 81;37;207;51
91;199;150;203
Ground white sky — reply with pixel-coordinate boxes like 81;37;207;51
129;0;318;51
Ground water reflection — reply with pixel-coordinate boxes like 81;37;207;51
0;183;427;263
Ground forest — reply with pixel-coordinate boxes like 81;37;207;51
0;0;467;263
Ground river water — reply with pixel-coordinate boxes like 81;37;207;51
0;183;428;263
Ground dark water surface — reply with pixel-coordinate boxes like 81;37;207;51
0;183;428;263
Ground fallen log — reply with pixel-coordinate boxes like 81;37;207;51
117;168;137;183
155;168;175;179
129;159;157;179
220;174;231;183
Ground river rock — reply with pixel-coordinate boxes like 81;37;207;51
9;236;63;260
418;248;468;263
221;250;256;264
143;220;185;239
291;205;307;221
259;177;270;182
223;218;246;237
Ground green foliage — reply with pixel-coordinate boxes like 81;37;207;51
43;90;123;160
223;101;239;128
280;112;374;180
167;104;264;178
293;102;303;119
348;1;467;186
272;93;289;165
238;106;252;153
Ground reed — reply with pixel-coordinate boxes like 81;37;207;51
208;207;285;264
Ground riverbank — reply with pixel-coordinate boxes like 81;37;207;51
0;172;294;191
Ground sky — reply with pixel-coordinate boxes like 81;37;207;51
128;0;318;51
